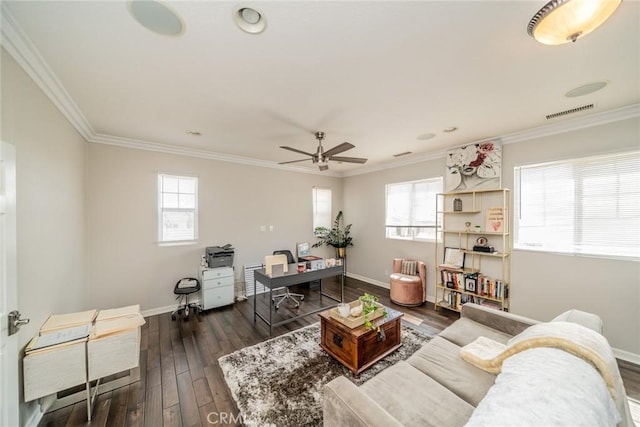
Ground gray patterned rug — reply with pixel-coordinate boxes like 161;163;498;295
218;321;432;427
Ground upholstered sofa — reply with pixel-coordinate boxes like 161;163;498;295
323;303;634;427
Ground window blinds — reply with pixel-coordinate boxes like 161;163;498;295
514;150;640;260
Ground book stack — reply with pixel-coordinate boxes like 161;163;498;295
476;276;507;298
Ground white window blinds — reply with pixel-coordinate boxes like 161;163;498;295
158;174;198;243
313;187;332;231
385;177;442;241
514;150;640;260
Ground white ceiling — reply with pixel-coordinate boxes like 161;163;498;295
2;1;639;175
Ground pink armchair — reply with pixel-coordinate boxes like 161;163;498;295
389;258;426;306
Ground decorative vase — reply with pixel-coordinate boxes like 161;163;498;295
336;247;346;258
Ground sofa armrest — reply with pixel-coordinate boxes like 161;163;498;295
323;376;403;427
460;303;538;337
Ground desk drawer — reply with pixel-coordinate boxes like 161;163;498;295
203;284;234;309
202;267;233;280
202;275;233;290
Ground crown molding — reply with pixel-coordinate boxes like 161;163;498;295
343;103;639;177
1;3;94;140
89;133;342;177
3;4;637;180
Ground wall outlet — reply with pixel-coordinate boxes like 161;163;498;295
269;225;274;231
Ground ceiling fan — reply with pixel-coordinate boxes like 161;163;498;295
278;131;368;171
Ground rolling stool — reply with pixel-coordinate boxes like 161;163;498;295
171;277;203;321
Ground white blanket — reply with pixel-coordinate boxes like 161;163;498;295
465;347;620;427
461;321;634;427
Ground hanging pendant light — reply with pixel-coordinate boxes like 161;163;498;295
528;0;622;45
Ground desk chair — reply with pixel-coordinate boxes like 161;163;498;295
171;277;202;321
271;250;305;310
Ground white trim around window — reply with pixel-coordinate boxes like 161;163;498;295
158;173;198;245
313;187;332;232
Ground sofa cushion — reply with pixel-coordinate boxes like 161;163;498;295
552;309;603;333
407;336;496;406
438;317;512;347
360;360;474;427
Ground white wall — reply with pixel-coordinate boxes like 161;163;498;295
1;48;88;424
86;143;342;312
343;117;640;360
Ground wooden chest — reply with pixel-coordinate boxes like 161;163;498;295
319;307;403;376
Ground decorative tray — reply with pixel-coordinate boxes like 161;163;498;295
329;300;385;328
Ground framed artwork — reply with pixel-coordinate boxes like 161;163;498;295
445;140;502;193
443;247;465;269
465;275;477;293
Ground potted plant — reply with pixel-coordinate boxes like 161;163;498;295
312;211;353;258
358;293;388;336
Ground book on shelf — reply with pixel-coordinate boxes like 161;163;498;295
485;206;506;233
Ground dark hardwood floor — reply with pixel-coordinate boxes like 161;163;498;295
39;277;639;427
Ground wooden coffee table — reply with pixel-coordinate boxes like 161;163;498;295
318;306;403;376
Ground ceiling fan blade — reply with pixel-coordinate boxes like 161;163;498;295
279;158;310;165
329;156;368;164
280;146;315;157
323;142;355;157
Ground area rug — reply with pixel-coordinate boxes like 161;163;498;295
218;322;432;427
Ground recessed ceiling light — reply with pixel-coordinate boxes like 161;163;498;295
234;7;267;34
128;0;184;36
185;130;201;136
416;133;436;141
565;81;608;98
443;127;458;133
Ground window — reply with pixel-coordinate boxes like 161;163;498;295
313;187;332;231
514;151;640;260
158;174;198;243
385;177;443;241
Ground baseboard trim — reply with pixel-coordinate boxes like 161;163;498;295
614;348;640;365
346;272;389;289
141;304;176;317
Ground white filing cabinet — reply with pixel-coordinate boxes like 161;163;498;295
200;266;235;310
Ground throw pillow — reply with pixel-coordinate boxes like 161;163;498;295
401;260;417;275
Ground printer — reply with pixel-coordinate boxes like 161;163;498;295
205;244;234;268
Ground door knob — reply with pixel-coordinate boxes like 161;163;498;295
8;310;30;336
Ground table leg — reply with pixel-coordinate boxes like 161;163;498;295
253;276;257;323
269;287;273;335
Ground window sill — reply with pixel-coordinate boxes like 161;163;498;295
157;240;199;247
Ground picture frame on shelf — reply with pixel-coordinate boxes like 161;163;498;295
442;247;465;269
465;275;477;293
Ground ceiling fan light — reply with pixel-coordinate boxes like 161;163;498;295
528;0;622;45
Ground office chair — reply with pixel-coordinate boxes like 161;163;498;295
171;277;203;321
271;250;305;310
